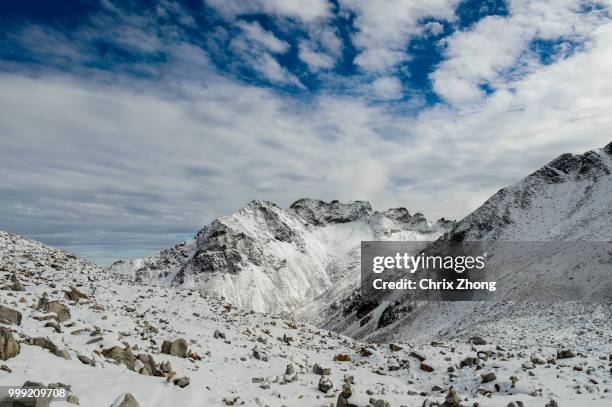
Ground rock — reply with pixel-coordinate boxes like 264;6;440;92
557;350;576;359
481;372;496;383
160;360;172;373
389;343;403;352
102;346;135;370
470;336;487;345
360;347;373;357
318;375;333;393
173;376;190;388
544;400;558;407
460;357;479;368
29;337;59;355
313;363;331;375
67;394;80;404
334;354;352;362
283;363;297;383
251;346;268;362
0;304;22;326
56;349;71;360
530;352;546;364
420;362;435;372
161;338;188;358
44;321;62;333
336;383;353;406
213;330;226;339
37;298;71;322
442;388;462;407
0;327;20;360
2;280;24;291
111;393;140;407
77;354;93;365
409;351;426;361
137;353;156;375
64;287;88;303
373;400;390;407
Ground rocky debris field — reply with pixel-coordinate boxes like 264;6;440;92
1;231;611;406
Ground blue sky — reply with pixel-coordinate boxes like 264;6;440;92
1;0;612;265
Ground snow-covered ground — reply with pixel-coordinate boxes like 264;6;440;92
1;229;611;406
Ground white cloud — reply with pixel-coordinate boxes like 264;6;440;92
205;0;331;22
253;53;305;87
371;76;403;100
339;0;460;72
236;21;289;54
431;0;611;104
298;42;335;72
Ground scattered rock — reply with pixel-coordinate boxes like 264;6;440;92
64;287;88;303
470;336;487;345
0;304;22;326
102;346;135;370
161;338;188;358
318;375;333;393
334;353;351;362
420;362;435;372
481;372;497;383
313;363;331;375
0;327;20;360
173;376;190;388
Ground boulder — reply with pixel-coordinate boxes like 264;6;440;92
64;287;88;303
102;346;135;370
481;372;497;383
318;375;333;393
470;336;487;345
313;363;331;375
173;376;190;388
0;304;22;326
161;338;188;358
0;327;20;360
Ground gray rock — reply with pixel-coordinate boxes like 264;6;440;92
102;346;135;370
64;287;88;303
161;338;188;358
481;372;497;383
313;363;331;375
0;327;20;360
470;336;487;345
0;304;22;326
173;376;190;388
318;375;333;393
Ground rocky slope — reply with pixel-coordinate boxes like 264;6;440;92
110;199;452;315
322;142;612;342
1;229;610;406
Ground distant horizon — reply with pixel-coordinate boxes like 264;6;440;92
2;1;612;265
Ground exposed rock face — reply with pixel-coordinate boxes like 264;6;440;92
0;327;20;360
0;304;22;326
109;199;451;315
445;143;612;241
289;199;373;225
161;338;188;358
318;143;612;341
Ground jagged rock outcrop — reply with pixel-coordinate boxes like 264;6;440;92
110;199;451;314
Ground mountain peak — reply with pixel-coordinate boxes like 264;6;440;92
289;198;373;225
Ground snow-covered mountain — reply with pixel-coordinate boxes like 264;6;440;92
110;199;452;314
323;141;612;342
